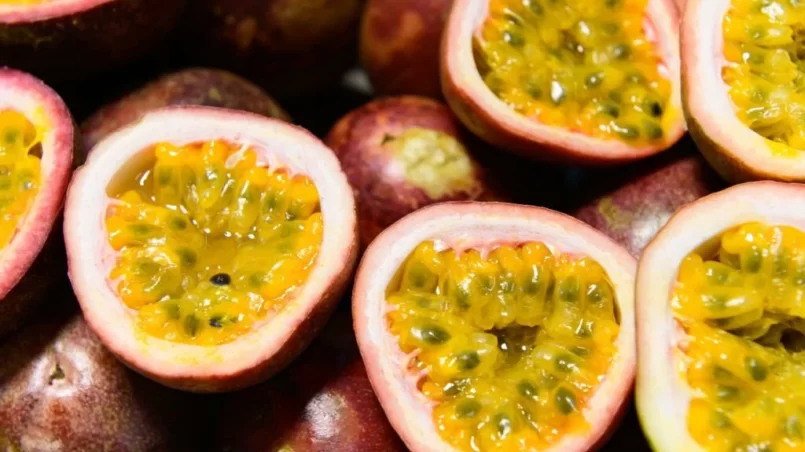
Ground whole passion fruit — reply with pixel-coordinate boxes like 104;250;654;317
0;68;74;337
177;0;363;99
682;0;805;182
64;106;358;392
573;152;724;257
211;311;406;451
327;96;498;249
360;0;452;98
354;202;636;451
637;181;805;451
442;0;685;164
81;68;291;152
0;302;200;451
0;0;186;82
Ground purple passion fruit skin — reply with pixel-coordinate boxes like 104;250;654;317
81;68;291;152
0;0;187;82
176;0;363;99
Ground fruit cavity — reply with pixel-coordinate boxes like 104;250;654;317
673;222;805;450
722;0;805;154
386;240;620;450
105;140;322;346
0;109;41;250
474;0;672;143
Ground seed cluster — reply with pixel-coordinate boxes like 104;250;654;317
387;241;619;450
106;140;322;346
675;222;805;451
474;0;671;143
0;110;41;249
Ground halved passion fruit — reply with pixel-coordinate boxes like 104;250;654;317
354;202;636;451
64;106;357;392
683;0;805;182
442;0;685;164
0;0;186;81
637;181;805;450
0;68;74;337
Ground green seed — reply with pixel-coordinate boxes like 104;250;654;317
558;277;580;302
555;387;577;414
614;124;640;140
712;411;731;429
528;0;543;15
745;356;768;381
495;414;513;438
503;30;525;48
599;102;621;118
585;72;603;89
716;385;740;401
457;351;481;371
176;247;197;267
157;168;172;186
169;217;187;230
129;224;153;237
209;316;224;328
414;324;452;345
517;380;538;399
643;121;664;140
161;301;181;320
744;249;763;273
550;81;566;105
575;322;592;337
555;353;578;373
183;315;200;337
456;399;481;418
785;415;804;440
645;100;664;117
612;44;631;59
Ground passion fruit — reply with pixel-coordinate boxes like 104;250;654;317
177;0;363;99
81;68;291;153
64;106;358;392
637;181;805;451
327;96;498;249
573;152;724;257
0;68;74;337
682;0;805;182
442;0;685;164
360;0;451;98
0;301;200;451
0;0;186;82
354;202;636;451
211;311;406;451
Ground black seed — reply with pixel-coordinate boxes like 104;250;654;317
525;84;543;99
646;100;664;117
585;72;603;88
644;121;664;140
716;385;740;401
184;315;200;337
555;387;577;414
503;30;525;48
745;356;768;381
517;380;538;399
495;414;513;438
599;102;621;118
209;316;223;328
612;44;631;59
210;273;231;286
457;351;481;371
456;400;481;418
162;301;181;320
555;353;577;372
416;325;452;345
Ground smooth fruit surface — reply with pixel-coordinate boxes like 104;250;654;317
81;68;290;152
0;0;186;82
65;106;357;392
354;202;636;451
0;68;73;337
443;0;685;164
327;96;496;249
360;0;452;98
637;182;805;451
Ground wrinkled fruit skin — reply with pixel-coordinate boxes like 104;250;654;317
81;68;290;152
0;0;187;82
0;304;200;451
327;96;498;248
360;0;452;98
573;152;724;257
177;0;363;99
211;311;405;451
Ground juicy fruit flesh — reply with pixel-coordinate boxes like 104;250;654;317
0;110;41;250
722;0;805;153
386;241;620;450
474;0;672;144
674;222;805;451
105;140;322;346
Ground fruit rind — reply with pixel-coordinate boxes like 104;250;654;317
353;201;636;452
636;181;805;451
441;0;685;164
681;0;805;183
65;106;358;392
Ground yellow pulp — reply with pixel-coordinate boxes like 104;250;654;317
474;0;672;143
674;222;805;451
106;141;322;346
387;242;620;450
722;0;805;154
0;110;41;250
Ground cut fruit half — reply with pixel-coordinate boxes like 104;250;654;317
65;106;357;392
637;181;805;451
442;0;685;164
354;202;636;451
0;67;74;336
683;0;805;182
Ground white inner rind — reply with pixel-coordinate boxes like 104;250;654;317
636;181;805;452
65;106;356;384
442;0;685;161
683;0;805;179
354;202;637;452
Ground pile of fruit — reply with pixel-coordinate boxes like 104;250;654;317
1;0;805;451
